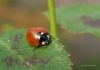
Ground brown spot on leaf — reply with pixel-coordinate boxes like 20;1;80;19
81;16;100;27
4;57;18;67
41;59;51;64
28;56;38;65
28;55;51;65
11;47;18;51
12;33;22;43
11;33;22;50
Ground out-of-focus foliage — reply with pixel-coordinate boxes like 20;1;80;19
0;24;14;34
0;0;17;6
44;4;100;38
0;29;72;70
76;57;100;70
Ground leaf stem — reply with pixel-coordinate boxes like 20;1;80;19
48;0;58;38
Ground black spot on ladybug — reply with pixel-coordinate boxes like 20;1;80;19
31;41;33;44
29;33;32;37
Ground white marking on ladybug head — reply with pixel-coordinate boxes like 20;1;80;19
35;35;40;39
47;35;50;38
41;32;44;35
41;41;46;45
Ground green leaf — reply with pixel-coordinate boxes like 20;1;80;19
0;29;72;70
44;4;100;38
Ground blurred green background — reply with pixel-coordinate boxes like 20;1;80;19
0;0;100;70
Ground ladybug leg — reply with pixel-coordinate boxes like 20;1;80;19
42;46;46;48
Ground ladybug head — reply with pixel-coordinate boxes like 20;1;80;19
37;32;51;46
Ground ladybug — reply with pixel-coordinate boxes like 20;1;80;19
26;27;51;47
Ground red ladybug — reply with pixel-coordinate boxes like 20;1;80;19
26;27;51;47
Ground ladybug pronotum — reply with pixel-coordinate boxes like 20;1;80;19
26;27;51;47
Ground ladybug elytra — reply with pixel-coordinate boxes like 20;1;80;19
26;27;51;47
